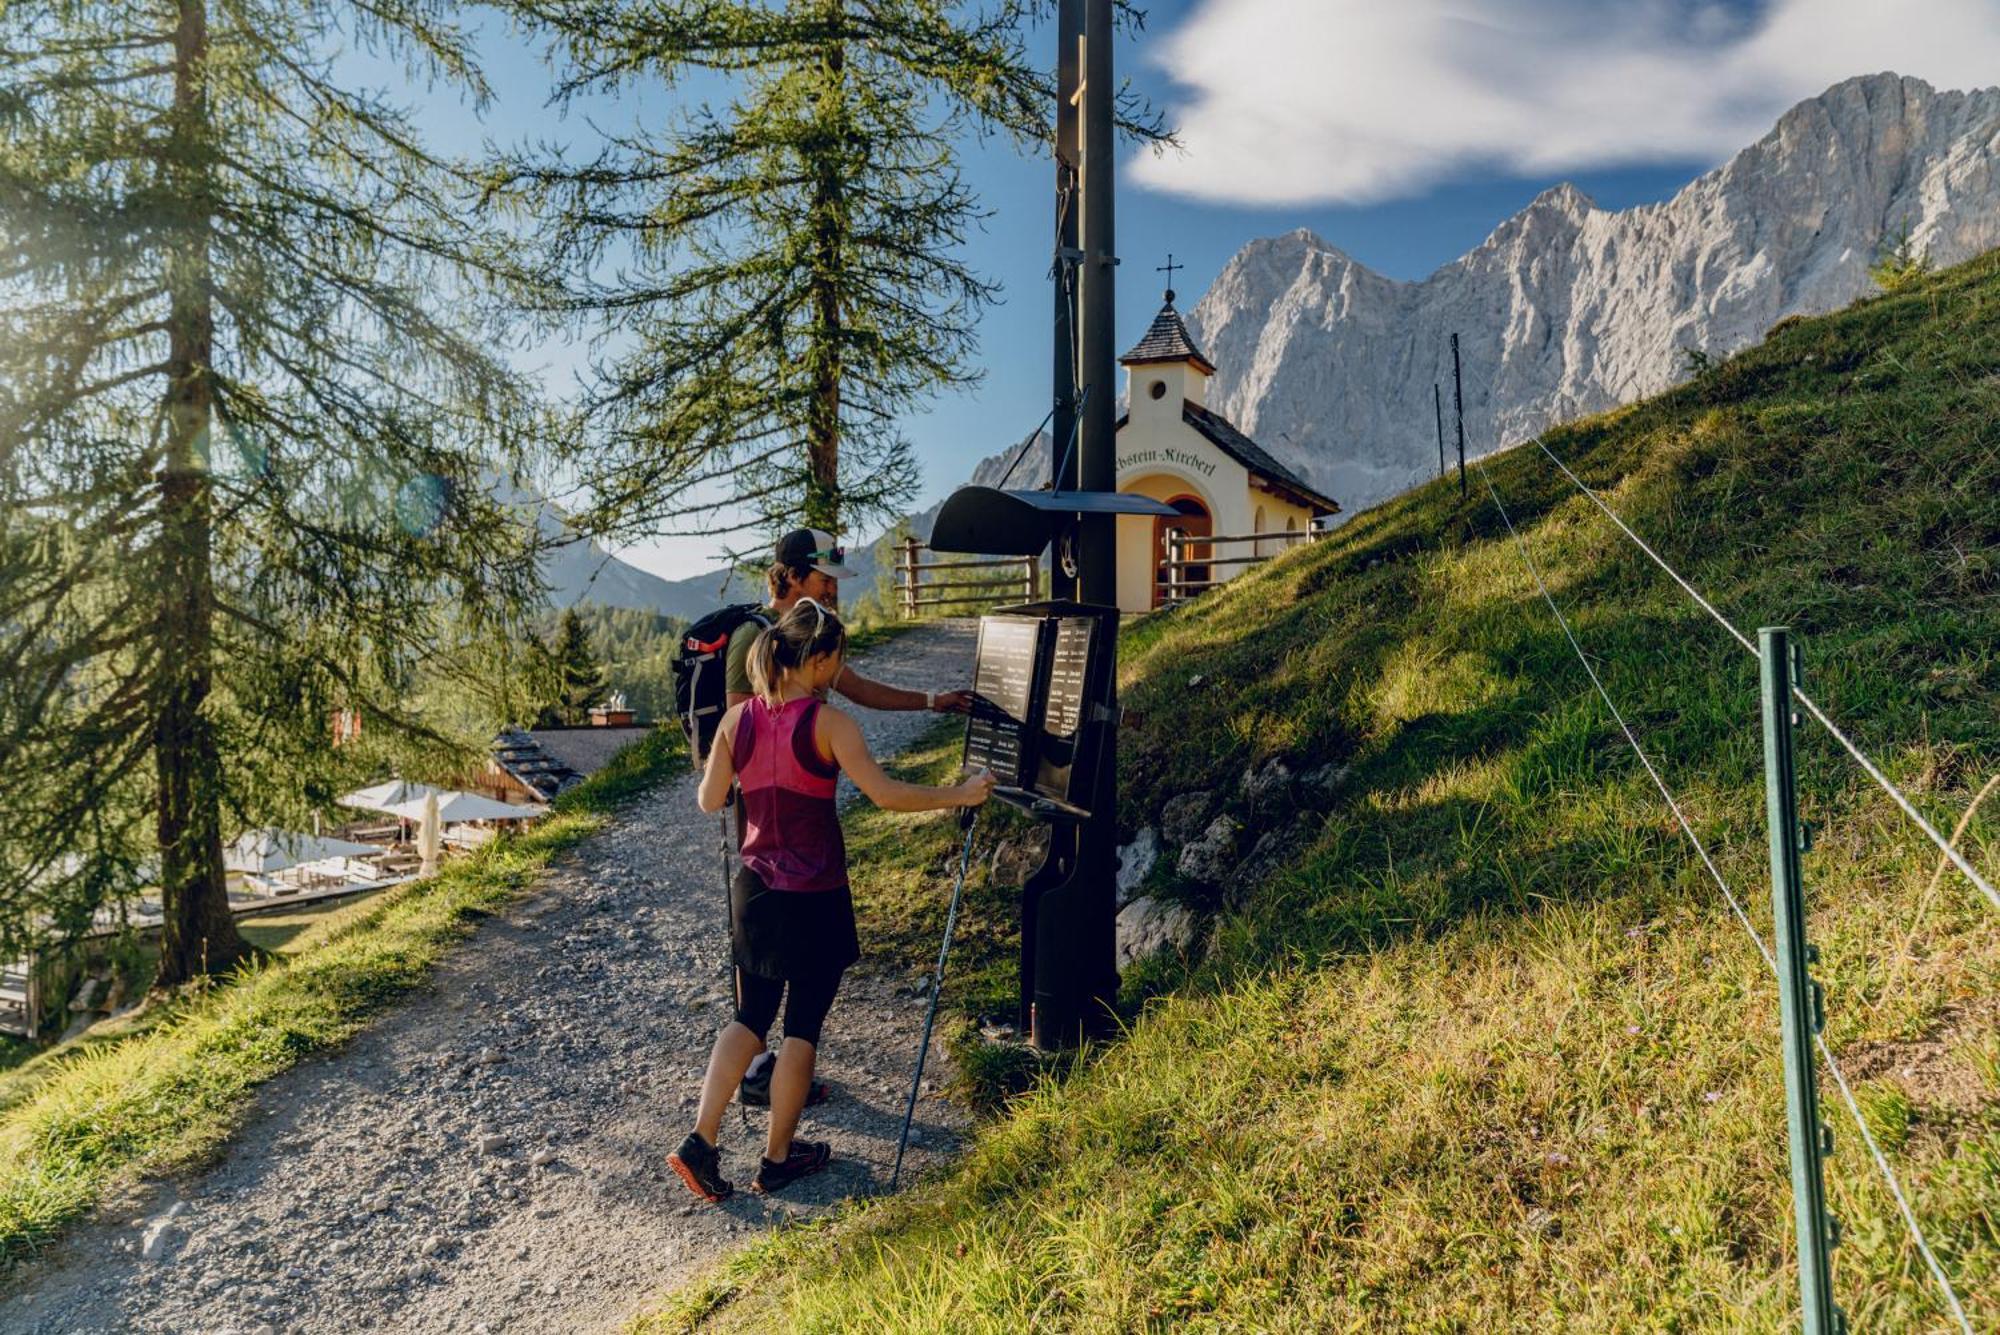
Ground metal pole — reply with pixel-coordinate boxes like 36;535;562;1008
1049;0;1083;602
891;809;978;1190
1077;0;1116;603
1433;382;1445;479
1759;626;1845;1335
1451;333;1467;496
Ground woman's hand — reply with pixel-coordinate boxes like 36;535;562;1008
955;767;997;808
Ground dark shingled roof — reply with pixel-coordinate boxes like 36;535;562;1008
1119;299;1216;374
1115;402;1341;516
490;728;585;802
1181;402;1340;515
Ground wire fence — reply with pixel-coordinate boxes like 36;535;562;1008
1478;444;1987;1332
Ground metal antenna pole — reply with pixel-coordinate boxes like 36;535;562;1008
1759;628;1846;1335
1451;333;1467;496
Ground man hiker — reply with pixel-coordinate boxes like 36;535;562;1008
724;528;974;716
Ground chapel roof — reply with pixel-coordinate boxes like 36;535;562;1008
1115;402;1341;517
1119;296;1216;375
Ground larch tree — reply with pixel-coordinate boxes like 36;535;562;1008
0;0;550;984
492;0;1118;544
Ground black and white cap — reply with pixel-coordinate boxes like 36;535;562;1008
775;528;857;579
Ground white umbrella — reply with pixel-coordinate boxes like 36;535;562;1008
224;830;382;876
418;792;442;878
336;779;445;816
381;790;545;825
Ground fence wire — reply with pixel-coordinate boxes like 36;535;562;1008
1531;438;2000;916
1480;459;1975;1332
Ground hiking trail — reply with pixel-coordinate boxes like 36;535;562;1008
7;620;979;1335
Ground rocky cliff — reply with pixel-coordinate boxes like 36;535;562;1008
1187;73;2000;514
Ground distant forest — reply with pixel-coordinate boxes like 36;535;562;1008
539;604;686;727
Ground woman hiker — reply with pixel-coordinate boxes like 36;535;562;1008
670;598;995;1200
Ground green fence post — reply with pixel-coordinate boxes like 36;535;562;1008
1759;626;1845;1335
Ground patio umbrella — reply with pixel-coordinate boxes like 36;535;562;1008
382;790;545;824
225;829;382;875
336;779;445;816
418;792;442;878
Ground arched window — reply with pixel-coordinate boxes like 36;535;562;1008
1252;505;1268;558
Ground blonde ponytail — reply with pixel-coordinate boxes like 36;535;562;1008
747;626;782;704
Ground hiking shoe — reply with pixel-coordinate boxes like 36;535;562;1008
667;1131;733;1204
738;1053;830;1109
752;1139;831;1194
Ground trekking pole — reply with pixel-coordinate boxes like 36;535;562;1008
890;805;980;1191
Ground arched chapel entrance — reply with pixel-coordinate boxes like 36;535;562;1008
1152;494;1212;607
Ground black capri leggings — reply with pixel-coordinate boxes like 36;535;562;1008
734;967;844;1048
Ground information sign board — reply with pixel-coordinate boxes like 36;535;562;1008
963;616;1041;788
1032;616;1095;801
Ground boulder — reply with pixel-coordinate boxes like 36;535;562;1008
1240;757;1295;808
1300;762;1352;805
1115;896;1195;969
1115;828;1159;908
1160;791;1216;846
1230;825;1309;908
1176;814;1243;886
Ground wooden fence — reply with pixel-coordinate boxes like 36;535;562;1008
893;537;1040;618
1161;526;1318;608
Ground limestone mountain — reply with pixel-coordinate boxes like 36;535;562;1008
1187;73;2000;514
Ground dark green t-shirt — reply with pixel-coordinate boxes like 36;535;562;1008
722;605;776;698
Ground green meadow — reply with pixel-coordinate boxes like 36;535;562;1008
644;250;2000;1331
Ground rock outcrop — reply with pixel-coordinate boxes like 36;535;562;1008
1187;74;2000;515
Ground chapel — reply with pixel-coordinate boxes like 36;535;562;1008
1111;288;1340;612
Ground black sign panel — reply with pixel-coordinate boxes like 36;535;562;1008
1032;616;1095;801
963;605;1114;819
964;616;1040;788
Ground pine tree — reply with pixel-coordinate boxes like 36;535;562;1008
492;0;1153;545
537;606;610;726
0;1;549;983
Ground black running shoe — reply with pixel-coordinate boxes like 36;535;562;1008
738;1053;830;1109
667;1131;733;1204
751;1139;831;1194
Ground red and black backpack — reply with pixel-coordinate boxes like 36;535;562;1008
670;603;770;763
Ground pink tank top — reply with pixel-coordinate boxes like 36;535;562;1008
735;697;847;892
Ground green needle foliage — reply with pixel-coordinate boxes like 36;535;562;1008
0;0;551;985
535;605;611;726
491;0;1159;546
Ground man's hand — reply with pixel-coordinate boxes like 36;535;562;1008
931;690;973;714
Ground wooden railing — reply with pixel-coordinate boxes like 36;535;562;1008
1161;527;1318;607
894;537;1040;618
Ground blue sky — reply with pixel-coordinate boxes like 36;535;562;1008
404;0;2000;582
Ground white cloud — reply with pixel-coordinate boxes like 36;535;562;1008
1131;0;2000;205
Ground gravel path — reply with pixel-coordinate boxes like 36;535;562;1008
7;620;980;1335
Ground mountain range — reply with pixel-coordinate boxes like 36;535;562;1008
1185;73;2000;514
546;72;2000;614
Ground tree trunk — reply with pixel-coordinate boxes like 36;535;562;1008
803;1;845;533
154;0;249;989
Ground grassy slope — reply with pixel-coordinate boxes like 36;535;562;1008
0;727;684;1268
649;254;2000;1332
